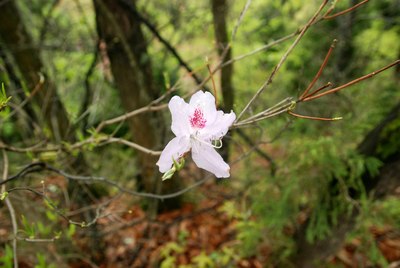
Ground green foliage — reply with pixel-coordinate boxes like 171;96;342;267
236;220;263;257
0;191;8;201
0;245;14;268
21;215;37;239
377;117;400;159
1;0;399;266
0;83;12;111
66;224;76;239
192;251;214;268
160;241;185;267
35;253;56;268
364;157;383;177
162;157;186;181
0;83;14;139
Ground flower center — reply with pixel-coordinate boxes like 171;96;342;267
189;108;206;129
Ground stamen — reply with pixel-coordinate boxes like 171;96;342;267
212;139;223;149
191;135;223;149
190;108;207;129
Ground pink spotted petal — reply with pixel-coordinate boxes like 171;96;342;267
189;91;218;125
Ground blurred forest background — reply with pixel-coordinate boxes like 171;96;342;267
0;0;399;267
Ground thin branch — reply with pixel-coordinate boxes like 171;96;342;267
302;60;400;101
70;136;162;156
302;82;332;99
93;0;254;133
207;63;218;105
323;0;370;20
87;0;361;136
7;187;70;222
38;0;60;47
1;149;18;268
1;141;260;202
7;186;119;228
299;39;337;100
3;73;45;121
94;0;141;82
233;97;293;127
0;141;50;153
230;0;252;43
236;128;276;176
95;104;167;133
1;162;213;200
288;111;342;121
119;0;209;91
101;217;146;236
77;39;100;132
233;102;293;127
0;134;162;156
236;0;329;122
220;32;296;69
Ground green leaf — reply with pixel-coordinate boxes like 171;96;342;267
192;251;214;268
365;157;383;177
0;191;8;200
0;244;14;268
162;167;176;181
66;224;76;238
173;157;185;171
0;82;12;111
21;215;36;239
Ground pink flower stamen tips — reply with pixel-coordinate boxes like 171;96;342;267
190;108;207;129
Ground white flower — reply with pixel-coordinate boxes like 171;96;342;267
157;91;236;178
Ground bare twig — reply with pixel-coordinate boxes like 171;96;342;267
94;0;254;133
95;104;167;133
207;63;218;106
1;162;213;200
236;128;277;175
302;82;332;99
302;60;400;101
6;186;119;228
4;73;45;121
77;39;100;131
230;0;252;43
0;134;162;156
1;149;18;268
0;141;50;153
288;111;342;121
233;98;293;127
236;0;329;122
323;0;370;20
119;0;209;90
220;33;296;69
39;0;61;47
299;39;337;100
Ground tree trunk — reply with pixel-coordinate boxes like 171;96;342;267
211;0;234;112
94;0;182;210
0;43;38;137
211;0;234;160
0;0;71;141
0;2;108;263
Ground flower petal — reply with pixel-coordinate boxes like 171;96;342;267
191;140;230;178
201;110;236;140
157;136;191;173
169;96;190;136
189;91;218;125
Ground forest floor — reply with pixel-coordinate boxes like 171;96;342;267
1;173;400;267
